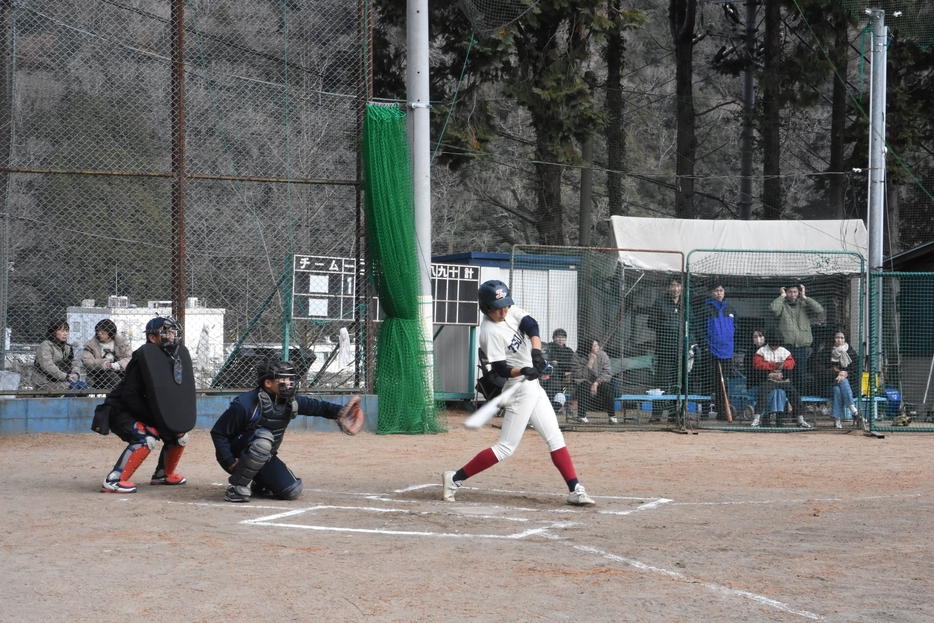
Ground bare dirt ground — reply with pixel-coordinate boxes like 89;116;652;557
2;412;933;623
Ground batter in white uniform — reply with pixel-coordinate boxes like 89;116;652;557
443;280;595;506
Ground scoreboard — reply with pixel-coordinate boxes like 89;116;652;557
292;255;480;325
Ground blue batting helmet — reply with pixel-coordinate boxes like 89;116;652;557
478;280;514;315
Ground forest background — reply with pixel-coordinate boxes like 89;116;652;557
374;0;934;257
3;0;933;370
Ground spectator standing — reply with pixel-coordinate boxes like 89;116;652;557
648;276;688;422
770;284;824;394
697;284;736;420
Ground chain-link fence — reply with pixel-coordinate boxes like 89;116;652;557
1;1;368;394
509;245;688;430
505;248;934;436
867;272;934;433
685;250;865;431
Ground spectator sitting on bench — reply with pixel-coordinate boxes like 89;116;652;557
751;329;811;428
826;328;859;429
745;327;769;396
543;328;574;414
571;338;617;424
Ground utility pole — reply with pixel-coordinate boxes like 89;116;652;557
708;1;760;220
738;0;757;220
867;9;886;421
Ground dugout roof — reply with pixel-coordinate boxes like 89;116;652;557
610;217;868;276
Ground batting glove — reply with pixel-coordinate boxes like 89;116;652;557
531;349;547;373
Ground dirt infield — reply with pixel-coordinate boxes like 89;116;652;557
2;413;933;623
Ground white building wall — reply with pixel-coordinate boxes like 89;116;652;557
66;301;226;378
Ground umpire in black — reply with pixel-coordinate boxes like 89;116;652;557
99;317;196;493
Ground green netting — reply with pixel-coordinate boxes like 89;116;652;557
840;0;934;49
868;273;934;432
509;245;688;430
362;105;444;434
457;0;540;34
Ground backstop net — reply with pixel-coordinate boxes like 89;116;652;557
1;1;368;395
686;250;865;431
509;245;687;430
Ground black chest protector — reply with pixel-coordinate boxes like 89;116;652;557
136;342;197;434
254;391;300;452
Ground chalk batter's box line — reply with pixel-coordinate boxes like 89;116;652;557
180;497;824;618
238;502;823;619
242;506;575;539
393;482;673;513
208;481;674;518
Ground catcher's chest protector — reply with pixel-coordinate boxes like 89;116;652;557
253;392;294;451
136;342;197;434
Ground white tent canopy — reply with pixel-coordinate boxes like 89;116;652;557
610;217;868;276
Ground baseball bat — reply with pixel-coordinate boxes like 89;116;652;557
464;380;524;429
717;361;733;422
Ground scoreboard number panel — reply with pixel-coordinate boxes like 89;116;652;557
367;262;480;325
293;255;364;321
431;263;480;325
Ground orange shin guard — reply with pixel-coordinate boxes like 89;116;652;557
120;446;152;482
163;444;185;476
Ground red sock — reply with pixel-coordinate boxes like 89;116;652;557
461;448;498;478
550;447;577;482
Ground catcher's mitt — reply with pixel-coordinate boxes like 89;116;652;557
337;396;364;435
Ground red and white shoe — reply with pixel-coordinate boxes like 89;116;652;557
150;473;187;486
101;479;137;493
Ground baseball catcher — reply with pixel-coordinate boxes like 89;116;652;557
210;359;364;503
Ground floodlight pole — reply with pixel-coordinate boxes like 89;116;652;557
867;8;886;415
737;0;757;220
407;0;435;396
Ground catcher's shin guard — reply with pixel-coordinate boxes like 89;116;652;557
102;423;158;491
108;444;152;484
228;429;275;498
151;440;187;485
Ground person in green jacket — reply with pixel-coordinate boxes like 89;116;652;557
770;284;824;395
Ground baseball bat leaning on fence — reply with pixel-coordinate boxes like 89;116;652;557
464;380;525;429
717;361;733;422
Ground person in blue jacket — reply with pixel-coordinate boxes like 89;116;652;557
697;283;737;420
210;359;349;503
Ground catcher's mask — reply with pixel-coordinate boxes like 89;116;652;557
145;316;181;355
257;359;298;400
